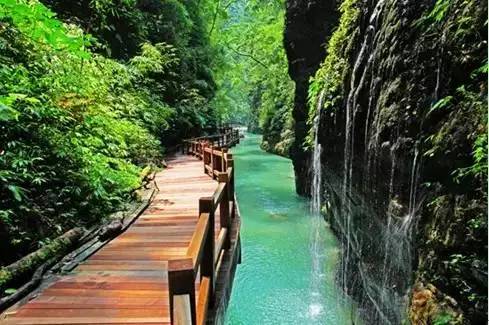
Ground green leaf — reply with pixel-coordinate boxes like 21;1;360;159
428;96;453;115
0;103;20;121
7;185;23;202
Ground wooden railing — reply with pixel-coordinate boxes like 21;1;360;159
182;129;240;157
169;130;239;325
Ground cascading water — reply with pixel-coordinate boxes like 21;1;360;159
315;0;423;323
308;90;326;320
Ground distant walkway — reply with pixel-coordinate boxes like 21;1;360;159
1;131;241;325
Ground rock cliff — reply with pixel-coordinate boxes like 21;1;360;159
285;0;487;323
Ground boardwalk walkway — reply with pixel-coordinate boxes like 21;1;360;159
1;132;241;325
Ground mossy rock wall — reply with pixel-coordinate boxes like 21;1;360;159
286;0;487;323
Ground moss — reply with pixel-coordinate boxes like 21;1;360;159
0;228;83;294
424;85;487;184
305;0;360;145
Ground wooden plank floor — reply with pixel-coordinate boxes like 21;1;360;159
1;155;222;325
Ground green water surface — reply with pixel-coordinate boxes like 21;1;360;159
225;134;355;324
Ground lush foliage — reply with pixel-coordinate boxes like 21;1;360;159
207;0;295;155
0;0;218;265
306;0;359;145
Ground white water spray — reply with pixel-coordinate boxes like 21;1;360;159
308;90;326;320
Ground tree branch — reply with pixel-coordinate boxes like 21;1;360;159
208;0;221;37
208;0;235;37
225;44;268;69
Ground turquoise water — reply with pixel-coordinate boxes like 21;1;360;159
225;134;355;324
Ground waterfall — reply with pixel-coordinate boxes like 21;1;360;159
435;31;446;101
308;0;432;322
337;0;417;323
308;89;326;320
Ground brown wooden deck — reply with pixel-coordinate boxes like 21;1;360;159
0;131;241;325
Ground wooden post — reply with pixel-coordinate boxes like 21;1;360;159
217;172;231;249
210;145;214;179
215;150;222;173
199;197;215;307
203;143;208;174
226;154;235;219
168;258;196;325
221;148;228;172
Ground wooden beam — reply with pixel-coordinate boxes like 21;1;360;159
186;213;210;273
199;197;215;308
214;228;228;265
168;258;196;325
212;182;226;206
196;277;210;325
217;173;231;250
173;294;192;325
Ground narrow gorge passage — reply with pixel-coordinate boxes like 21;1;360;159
225;134;358;324
0;0;486;324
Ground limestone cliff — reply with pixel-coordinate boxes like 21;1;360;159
284;0;338;195
285;0;487;323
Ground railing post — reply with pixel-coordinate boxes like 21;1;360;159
214;150;222;173
218;172;231;249
199;197;215;307
168;258;196;325
210;145;214;179
226;153;236;219
221;148;228;172
202;142;207;174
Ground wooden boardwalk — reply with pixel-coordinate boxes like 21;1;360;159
0;136;241;325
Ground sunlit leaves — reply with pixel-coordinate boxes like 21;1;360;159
0;0;91;58
0;103;19;121
209;0;294;132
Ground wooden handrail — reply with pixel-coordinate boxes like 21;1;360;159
214;228;228;265
212;182;226;206
186;213;210;272
170;128;239;325
183;129;239;156
168;258;196;325
196;276;211;325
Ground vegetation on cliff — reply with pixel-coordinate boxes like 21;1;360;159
307;0;359;141
298;0;487;322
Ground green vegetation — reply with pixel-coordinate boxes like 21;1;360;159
306;0;359;145
421;0;487;184
0;0;294;266
207;0;295;156
433;312;456;325
0;0;220;265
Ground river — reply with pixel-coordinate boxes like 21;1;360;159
224;133;357;324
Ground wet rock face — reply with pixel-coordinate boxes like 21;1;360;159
288;0;487;323
284;0;338;195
